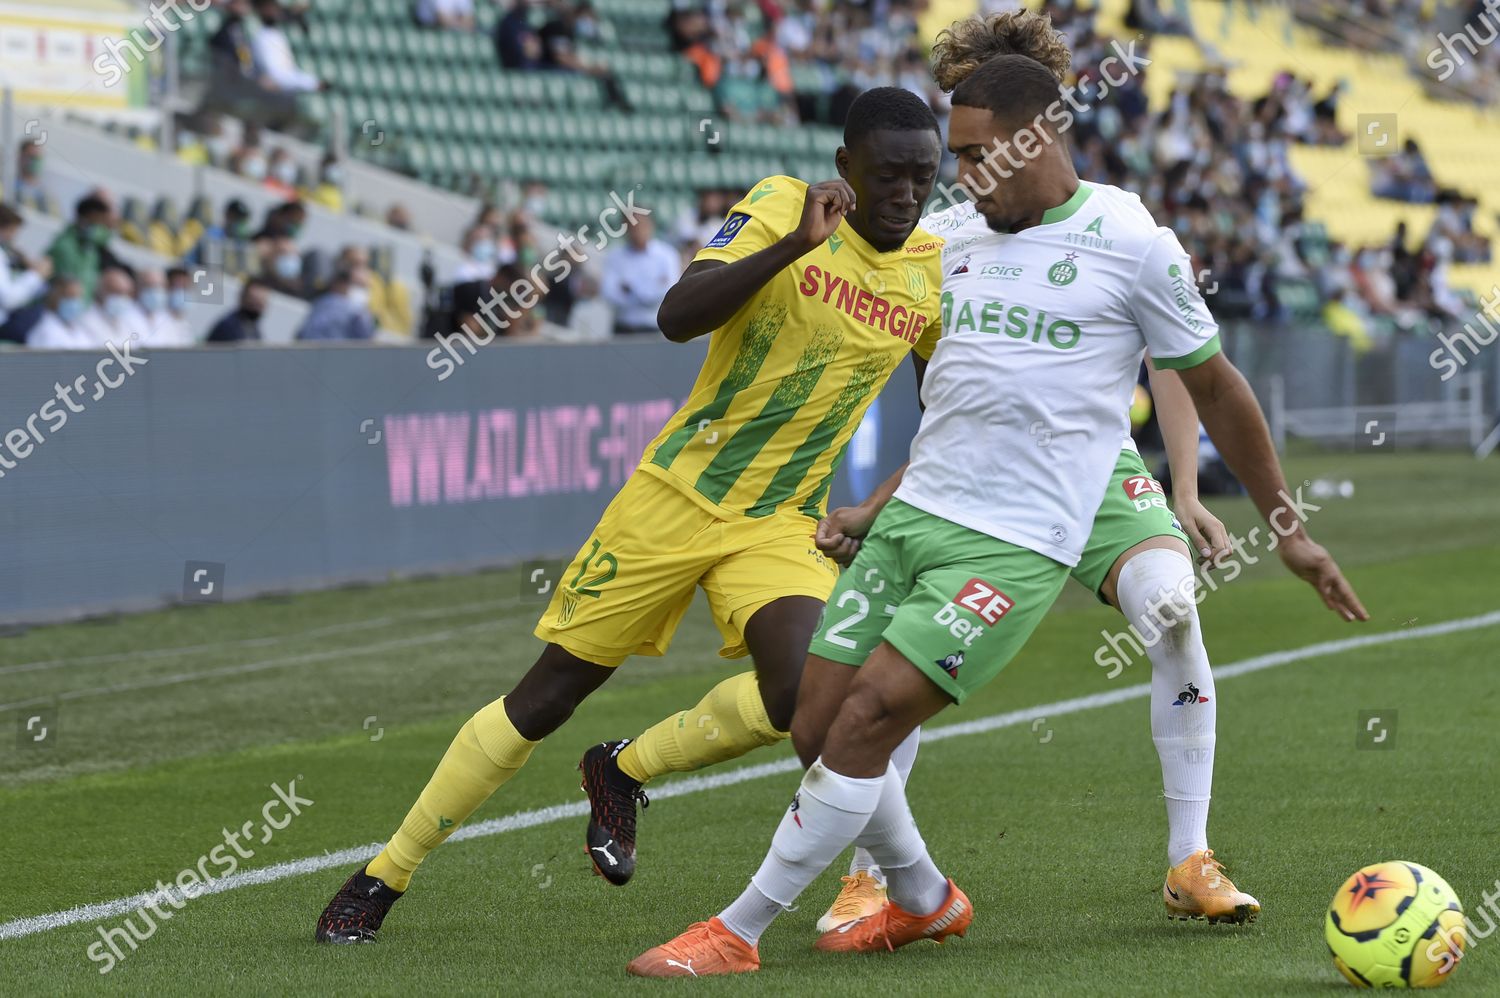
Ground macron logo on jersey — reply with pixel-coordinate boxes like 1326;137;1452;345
797;264;931;344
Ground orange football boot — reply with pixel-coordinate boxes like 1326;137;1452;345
814;878;972;953
1163;849;1260;924
817;872;889;933
626;917;760;977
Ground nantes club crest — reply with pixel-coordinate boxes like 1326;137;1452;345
904;261;928;300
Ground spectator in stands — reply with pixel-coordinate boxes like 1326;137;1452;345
306;154;346;212
1371;138;1437;203
206;278;271;342
27;276;95;349
250;0;325;94
559;270;612;341
47;195;129;302
297;264;376;340
254;200;308;242
0;203;51;342
14;138;48;208
184;198;254;268
208;0;255;79
137;268;195;347
79;268;150;347
416;0;476;30
496;0;547;68
234;145;270;182
265;148;300;198
538;1;634;111
259;237;308;298
600;213;678;334
386;203;414;231
454;224;501;283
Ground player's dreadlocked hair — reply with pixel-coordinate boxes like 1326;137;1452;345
843;86;940;150
930;9;1071;92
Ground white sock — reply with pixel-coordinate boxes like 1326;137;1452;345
719;759;884;945
854;762;947;915
1116;548;1216;867
849;728;921;880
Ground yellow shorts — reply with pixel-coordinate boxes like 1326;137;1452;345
534;469;840;666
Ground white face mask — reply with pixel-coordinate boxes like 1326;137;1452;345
273;160;298;185
242;156;268;181
346;286;371;308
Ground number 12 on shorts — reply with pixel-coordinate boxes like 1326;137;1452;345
569;539;618;598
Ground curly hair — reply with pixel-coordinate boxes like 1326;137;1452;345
930;10;1072;93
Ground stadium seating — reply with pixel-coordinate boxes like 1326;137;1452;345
1092;0;1500;298
175;0;848;233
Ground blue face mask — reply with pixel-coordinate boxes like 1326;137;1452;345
275;252;302;280
140;288;168;313
168;288;188;312
104;294;134;320
57;297;86;323
471;241;497;263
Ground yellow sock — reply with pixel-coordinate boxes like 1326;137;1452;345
366;696;538;891
616;671;787;784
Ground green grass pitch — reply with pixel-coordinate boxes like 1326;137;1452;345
2;450;1498;995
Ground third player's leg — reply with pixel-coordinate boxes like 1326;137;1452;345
741;594;826;732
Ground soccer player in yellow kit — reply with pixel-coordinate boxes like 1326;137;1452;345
314;86;946;942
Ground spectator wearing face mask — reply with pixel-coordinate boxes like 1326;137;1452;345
207;278;271;342
27;276;95;349
47;194;129;301
137;268;195;347
79;268;150;347
260;236;307;298
264;149;300;198
297;264;376;340
454;224;501;283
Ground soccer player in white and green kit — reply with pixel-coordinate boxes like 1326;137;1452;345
629;52;1368;976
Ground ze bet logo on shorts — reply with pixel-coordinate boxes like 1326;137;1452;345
931;578;1014;647
1123;474;1168;513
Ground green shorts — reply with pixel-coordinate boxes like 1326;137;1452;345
808;499;1070;703
1069;448;1190;599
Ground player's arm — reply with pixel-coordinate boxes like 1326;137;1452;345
1145;362;1230;563
657;180;856;343
1134;232;1368;622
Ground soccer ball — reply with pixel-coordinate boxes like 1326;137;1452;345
1325;861;1467;988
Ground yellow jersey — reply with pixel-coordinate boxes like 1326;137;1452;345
639;176;943;520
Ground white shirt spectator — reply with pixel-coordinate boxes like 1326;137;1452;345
601;238;680;332
139;307;194;347
28;309;106;349
0;254;45;326
251;24;321;93
79;299;151;348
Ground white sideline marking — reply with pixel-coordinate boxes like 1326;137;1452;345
0;599;508;678
2;610;1496;943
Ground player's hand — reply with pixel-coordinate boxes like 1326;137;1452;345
790;180;856;252
1173;495;1231;565
1277;534;1370;622
815;504;877;566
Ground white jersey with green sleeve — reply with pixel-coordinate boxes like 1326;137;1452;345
899;181;1220;565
